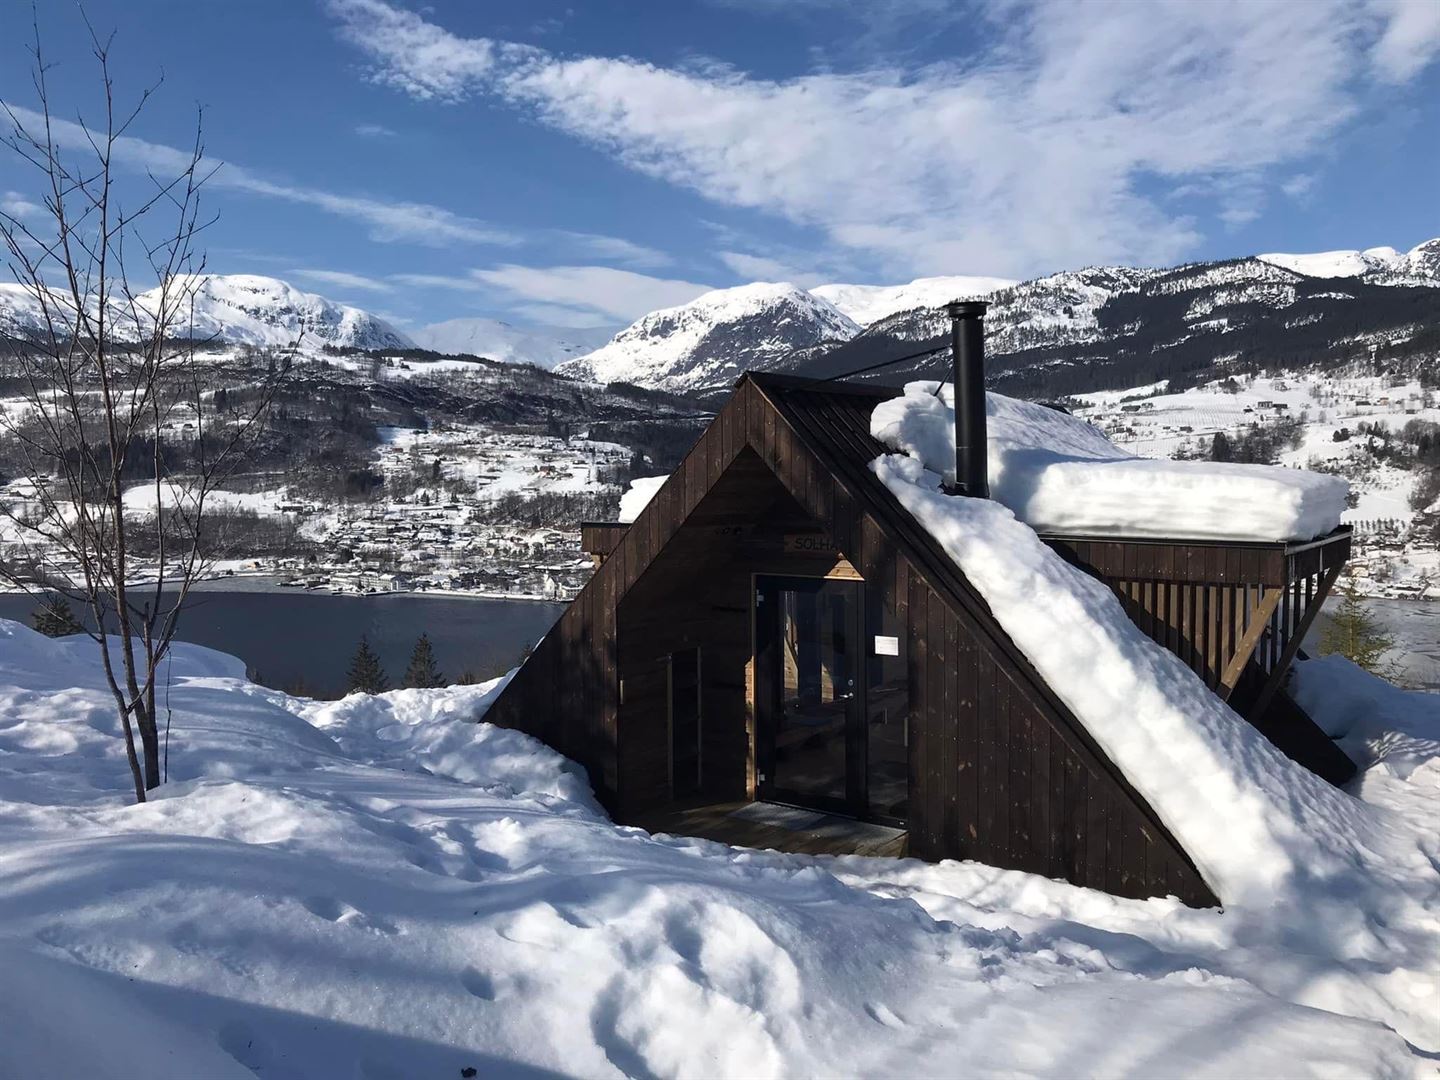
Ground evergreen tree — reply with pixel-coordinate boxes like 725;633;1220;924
31;593;84;637
1319;581;1396;675
403;633;445;689
346;635;390;694
1210;432;1233;462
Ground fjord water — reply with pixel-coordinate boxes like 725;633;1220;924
0;586;1432;696
0;585;564;699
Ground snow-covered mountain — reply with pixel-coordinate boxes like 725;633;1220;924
556;240;1439;396
412;317;615;369
0;274;413;351
780;239;1440;399
557;282;859;394
152;275;413;350
0;283;48;342
811;275;1016;327
1258;240;1440;282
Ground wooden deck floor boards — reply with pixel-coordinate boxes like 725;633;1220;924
630;800;909;858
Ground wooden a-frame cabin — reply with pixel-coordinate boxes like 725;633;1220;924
486;306;1353;907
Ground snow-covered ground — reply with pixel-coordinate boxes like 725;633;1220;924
0;620;1436;1077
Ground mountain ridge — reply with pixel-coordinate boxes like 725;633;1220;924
555;281;860;394
0;273;413;351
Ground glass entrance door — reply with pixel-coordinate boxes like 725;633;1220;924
755;576;863;815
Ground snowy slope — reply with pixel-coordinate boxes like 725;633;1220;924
0;620;1435;1075
811;275;1016;327
412;317;615;368
872;381;1348;541
557;282;859;394
0;275;413;350
0;283;48;340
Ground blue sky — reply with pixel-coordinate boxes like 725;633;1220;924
1;0;1437;333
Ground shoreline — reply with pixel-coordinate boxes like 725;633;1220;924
1;572;567;605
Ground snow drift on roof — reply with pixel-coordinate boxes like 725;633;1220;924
871;381;1347;542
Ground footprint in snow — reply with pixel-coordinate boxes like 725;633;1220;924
460;966;497;1001
301;896;397;934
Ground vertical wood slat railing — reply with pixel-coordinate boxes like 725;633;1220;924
1041;530;1350;716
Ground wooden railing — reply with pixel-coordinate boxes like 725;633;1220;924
1041;527;1351;719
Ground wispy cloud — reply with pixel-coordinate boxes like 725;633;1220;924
393;264;713;323
716;250;827;288
1371;0;1440;82
470;265;713;322
390;272;485;292
557;231;672;269
2;103;522;248
3;103;682;281
290;268;392;292
0;190;43;220
326;0;1440;278
1281;174;1318;201
354;122;399;138
328;0;505;103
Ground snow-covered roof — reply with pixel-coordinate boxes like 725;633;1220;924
871;381;1348;542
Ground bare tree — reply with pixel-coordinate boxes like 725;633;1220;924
0;17;283;802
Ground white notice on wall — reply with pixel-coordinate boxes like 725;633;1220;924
874;635;900;656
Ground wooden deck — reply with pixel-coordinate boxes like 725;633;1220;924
630;799;909;858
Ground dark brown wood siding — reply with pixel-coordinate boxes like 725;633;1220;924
486;375;1220;907
754;383;1215;905
580;522;628;560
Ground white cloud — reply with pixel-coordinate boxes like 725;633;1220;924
327;0;1440;278
1281;173;1318;200
0;190;43;220
389;272;485;292
470;265;713;322
327;0;504;102
291;268;392;292
716;250;828;288
1370;0;1440;81
389;264;713;322
557;231;672;269
354;123;399;138
1;103;522;249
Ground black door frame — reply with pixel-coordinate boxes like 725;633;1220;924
754;574;868;818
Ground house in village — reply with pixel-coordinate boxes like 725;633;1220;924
484;303;1354;908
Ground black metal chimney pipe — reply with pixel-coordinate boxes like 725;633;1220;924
945;299;990;498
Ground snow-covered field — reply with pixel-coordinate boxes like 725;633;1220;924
0;620;1437;1078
